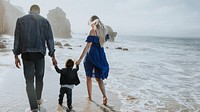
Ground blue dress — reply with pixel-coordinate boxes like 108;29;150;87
83;35;109;80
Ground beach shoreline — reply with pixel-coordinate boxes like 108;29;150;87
0;36;122;112
2;34;200;111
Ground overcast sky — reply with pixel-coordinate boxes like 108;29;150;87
10;0;200;37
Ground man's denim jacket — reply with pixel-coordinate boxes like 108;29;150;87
13;12;55;57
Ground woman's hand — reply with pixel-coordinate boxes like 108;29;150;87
76;59;81;65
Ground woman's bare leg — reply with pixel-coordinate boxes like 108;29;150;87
86;76;92;101
95;78;107;105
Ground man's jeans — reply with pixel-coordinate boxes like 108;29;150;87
22;58;45;110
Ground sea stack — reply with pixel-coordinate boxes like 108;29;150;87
47;7;72;38
106;25;117;42
0;0;24;36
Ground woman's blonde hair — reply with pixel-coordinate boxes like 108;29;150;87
90;15;107;47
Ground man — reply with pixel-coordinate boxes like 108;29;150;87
13;5;57;112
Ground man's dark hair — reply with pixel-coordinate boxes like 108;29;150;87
30;4;40;14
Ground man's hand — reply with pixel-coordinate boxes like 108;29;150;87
52;56;57;66
15;57;21;68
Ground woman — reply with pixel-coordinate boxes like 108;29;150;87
76;15;109;105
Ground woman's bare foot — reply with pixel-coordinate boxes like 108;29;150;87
103;97;107;105
87;96;92;101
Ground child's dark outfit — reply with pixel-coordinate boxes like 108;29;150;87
55;64;80;109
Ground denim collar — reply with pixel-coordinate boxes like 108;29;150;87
29;11;39;15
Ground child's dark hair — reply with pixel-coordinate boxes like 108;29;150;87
65;59;74;68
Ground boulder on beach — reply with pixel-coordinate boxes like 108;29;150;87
122;48;128;51
115;47;122;50
106;25;117;42
63;43;71;47
0;42;6;48
115;47;128;51
47;7;72;38
54;41;63;48
0;0;24;36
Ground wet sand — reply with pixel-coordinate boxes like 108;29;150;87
0;48;121;112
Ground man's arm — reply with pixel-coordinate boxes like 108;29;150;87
46;21;55;57
13;18;21;68
45;20;57;65
13;18;21;56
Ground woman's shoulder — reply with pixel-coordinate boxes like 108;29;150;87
86;35;99;43
85;29;99;43
89;29;96;36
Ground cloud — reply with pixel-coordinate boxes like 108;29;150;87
10;0;200;37
112;0;200;37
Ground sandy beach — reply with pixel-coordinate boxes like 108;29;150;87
2;34;200;111
0;36;121;112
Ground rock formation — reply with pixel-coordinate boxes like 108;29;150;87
106;25;117;42
0;42;6;48
0;0;24;36
47;7;72;38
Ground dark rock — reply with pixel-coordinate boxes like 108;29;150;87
122;48;128;51
55;41;62;48
68;47;73;50
64;43;71;47
0;42;6;48
115;47;122;50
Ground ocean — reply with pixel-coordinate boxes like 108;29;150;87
1;34;200;112
104;35;200;111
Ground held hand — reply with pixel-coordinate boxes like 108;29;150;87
15;57;21;68
76;59;81;65
52;57;57;66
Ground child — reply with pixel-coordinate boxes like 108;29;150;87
54;59;80;111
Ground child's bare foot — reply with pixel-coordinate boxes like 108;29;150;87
103;97;107;105
57;104;62;112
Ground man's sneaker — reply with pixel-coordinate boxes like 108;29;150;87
37;99;43;107
37;99;47;112
25;108;39;112
68;105;73;110
37;99;43;110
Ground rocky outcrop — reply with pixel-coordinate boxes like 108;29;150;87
47;7;72;38
106;25;117;42
0;0;24;36
54;41;63;48
0;42;6;48
115;47;128;51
